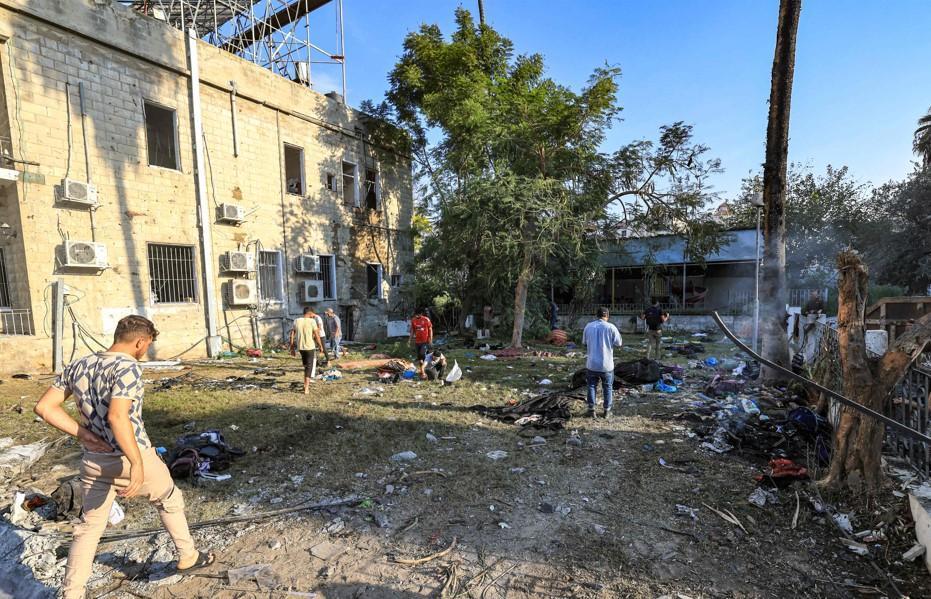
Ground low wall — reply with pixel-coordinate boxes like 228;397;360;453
561;313;753;338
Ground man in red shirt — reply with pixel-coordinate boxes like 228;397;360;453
409;308;434;379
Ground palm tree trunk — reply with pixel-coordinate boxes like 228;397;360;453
760;0;801;383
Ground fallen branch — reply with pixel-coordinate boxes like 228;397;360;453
392;536;457;565
480;563;517;599
440;562;460;598
702;503;748;535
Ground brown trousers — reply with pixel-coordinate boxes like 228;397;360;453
646;329;663;360
63;447;197;599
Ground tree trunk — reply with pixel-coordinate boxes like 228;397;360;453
510;244;533;349
760;0;801;384
820;251;931;495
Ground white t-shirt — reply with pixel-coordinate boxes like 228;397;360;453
582;319;623;372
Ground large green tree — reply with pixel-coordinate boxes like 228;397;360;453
914;107;931;167
366;9;721;346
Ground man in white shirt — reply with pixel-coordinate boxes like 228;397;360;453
582;307;623;418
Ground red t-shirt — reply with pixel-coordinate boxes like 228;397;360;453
411;315;433;344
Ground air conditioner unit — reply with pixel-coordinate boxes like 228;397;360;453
228;279;257;306
295;254;320;273
60;178;98;206
219;203;245;223
63;240;108;269
222;251;255;272
302;280;324;302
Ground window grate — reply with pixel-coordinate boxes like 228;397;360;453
258;250;283;301
312;255;336;300
148;244;197;304
0;247;11;308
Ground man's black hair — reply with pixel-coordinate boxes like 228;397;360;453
596;306;610;319
303;306;313;315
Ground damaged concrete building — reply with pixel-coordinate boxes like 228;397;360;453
0;0;414;372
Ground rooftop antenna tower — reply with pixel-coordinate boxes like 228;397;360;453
118;0;347;101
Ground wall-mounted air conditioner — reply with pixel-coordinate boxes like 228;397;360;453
295;254;320;273
219;203;245;223
302;280;324;302
63;240;108;269
222;251;255;272
60;178;98;207
227;279;257;306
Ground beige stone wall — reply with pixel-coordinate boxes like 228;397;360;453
0;0;413;372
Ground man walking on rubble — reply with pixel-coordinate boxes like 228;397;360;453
290;306;326;393
34;315;214;599
640;300;669;360
582;307;623;419
324;307;342;359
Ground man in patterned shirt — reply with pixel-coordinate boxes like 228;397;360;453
35;315;214;598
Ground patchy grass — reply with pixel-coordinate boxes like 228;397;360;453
4;333;927;598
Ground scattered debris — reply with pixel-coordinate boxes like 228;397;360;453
903;544;926;562
675;504;699;521
390;451;418;462
747;488;778;508
392;536;457;565
227;564;280;590
833;513;854;535
486;450;508;461
839;538;869;556
703;502;748;534
0;441;48;479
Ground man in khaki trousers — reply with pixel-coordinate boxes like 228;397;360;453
35;315;214;598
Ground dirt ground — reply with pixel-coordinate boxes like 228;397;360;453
2;333;929;598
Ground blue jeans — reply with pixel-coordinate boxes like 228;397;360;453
586;369;614;412
330;335;342;358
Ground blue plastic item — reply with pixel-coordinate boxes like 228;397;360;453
401;369;416;379
704;357;719;367
654;381;678;393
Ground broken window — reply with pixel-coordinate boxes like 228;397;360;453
342;161;358;207
364;168;379;211
314;254;337;300
258;250;284;302
0;247;11;308
144;101;179;170
366;263;383;299
284;144;304;195
148;243;197;304
325;172;336;192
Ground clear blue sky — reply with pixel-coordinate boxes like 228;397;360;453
307;0;931;199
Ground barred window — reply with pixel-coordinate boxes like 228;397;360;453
0;247;11;308
258;250;283;302
390;274;402;288
313;255;336;300
148;244;197;304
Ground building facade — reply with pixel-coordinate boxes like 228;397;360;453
0;0;413;372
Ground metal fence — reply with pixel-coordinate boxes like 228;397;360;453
0;309;34;335
808;322;931;478
888;366;931;478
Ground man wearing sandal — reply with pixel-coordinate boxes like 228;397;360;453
35;315;214;598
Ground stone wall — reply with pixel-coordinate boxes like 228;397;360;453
0;0;413;372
